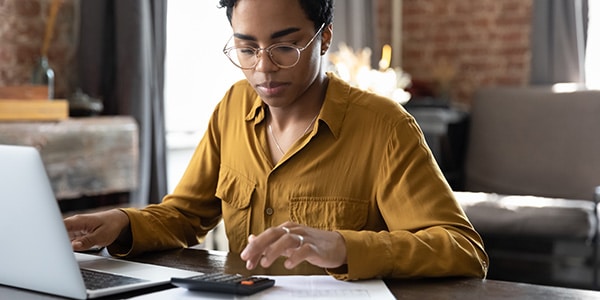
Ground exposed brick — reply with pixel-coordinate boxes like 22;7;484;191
0;0;77;99
501;1;526;13
14;0;41;18
2;0;534;105
15;45;39;64
393;0;533;105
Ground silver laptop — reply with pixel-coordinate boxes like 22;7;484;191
0;144;201;299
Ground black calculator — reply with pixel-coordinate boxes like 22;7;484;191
171;273;275;295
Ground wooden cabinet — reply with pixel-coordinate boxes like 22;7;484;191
0;116;139;212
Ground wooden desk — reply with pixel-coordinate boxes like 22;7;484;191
2;248;600;299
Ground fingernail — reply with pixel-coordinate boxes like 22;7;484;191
284;260;294;269
246;260;254;270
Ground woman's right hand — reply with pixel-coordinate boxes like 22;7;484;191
63;209;131;251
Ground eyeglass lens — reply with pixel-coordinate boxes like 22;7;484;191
229;45;300;69
224;23;324;70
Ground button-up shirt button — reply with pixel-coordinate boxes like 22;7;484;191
265;207;274;215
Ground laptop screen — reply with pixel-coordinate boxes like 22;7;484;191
0;145;200;299
0;144;88;299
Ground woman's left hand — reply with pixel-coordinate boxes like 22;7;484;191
240;221;347;270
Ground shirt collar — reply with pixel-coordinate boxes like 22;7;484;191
245;94;266;125
319;72;350;139
244;72;350;139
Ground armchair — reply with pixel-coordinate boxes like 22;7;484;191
454;86;600;289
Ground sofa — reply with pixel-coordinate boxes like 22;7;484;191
453;86;600;289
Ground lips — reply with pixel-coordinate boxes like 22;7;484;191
256;81;289;97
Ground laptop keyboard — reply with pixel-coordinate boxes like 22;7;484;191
81;268;148;290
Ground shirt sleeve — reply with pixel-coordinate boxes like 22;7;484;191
328;115;489;280
107;105;224;257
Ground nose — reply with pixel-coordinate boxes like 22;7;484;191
253;50;279;72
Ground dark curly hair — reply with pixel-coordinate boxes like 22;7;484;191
217;0;334;31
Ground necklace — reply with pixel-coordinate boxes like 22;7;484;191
268;114;319;156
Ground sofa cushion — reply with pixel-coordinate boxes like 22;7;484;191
455;191;597;241
465;87;600;201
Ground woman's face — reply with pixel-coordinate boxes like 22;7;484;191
230;0;330;109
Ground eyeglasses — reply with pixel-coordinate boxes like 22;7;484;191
223;24;325;70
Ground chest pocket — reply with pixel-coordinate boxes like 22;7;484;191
216;166;254;209
289;197;369;230
215;166;255;251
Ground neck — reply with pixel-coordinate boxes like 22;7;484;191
267;110;319;160
268;74;328;130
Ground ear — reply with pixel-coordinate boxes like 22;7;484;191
320;23;333;55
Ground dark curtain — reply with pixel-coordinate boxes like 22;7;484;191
530;0;589;84
332;0;378;68
78;0;167;206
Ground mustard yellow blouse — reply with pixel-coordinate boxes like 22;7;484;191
112;73;488;280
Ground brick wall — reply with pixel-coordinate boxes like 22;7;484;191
1;0;533;106
377;0;533;107
0;0;78;99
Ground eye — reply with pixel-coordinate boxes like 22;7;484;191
237;47;257;56
271;45;297;54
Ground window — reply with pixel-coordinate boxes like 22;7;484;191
586;1;599;89
165;1;242;142
165;0;240;251
165;0;243;191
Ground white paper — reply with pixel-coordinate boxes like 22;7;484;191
130;275;395;300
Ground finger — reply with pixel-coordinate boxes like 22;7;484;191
71;240;84;251
259;232;305;268
70;223;112;251
245;257;257;270
295;234;304;248
241;227;284;260
242;235;262;270
284;241;313;269
240;234;260;261
241;225;302;270
71;235;98;251
64;215;100;242
64;215;88;233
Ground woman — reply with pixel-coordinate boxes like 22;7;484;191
65;0;488;280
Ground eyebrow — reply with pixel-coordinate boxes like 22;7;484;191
233;27;301;41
